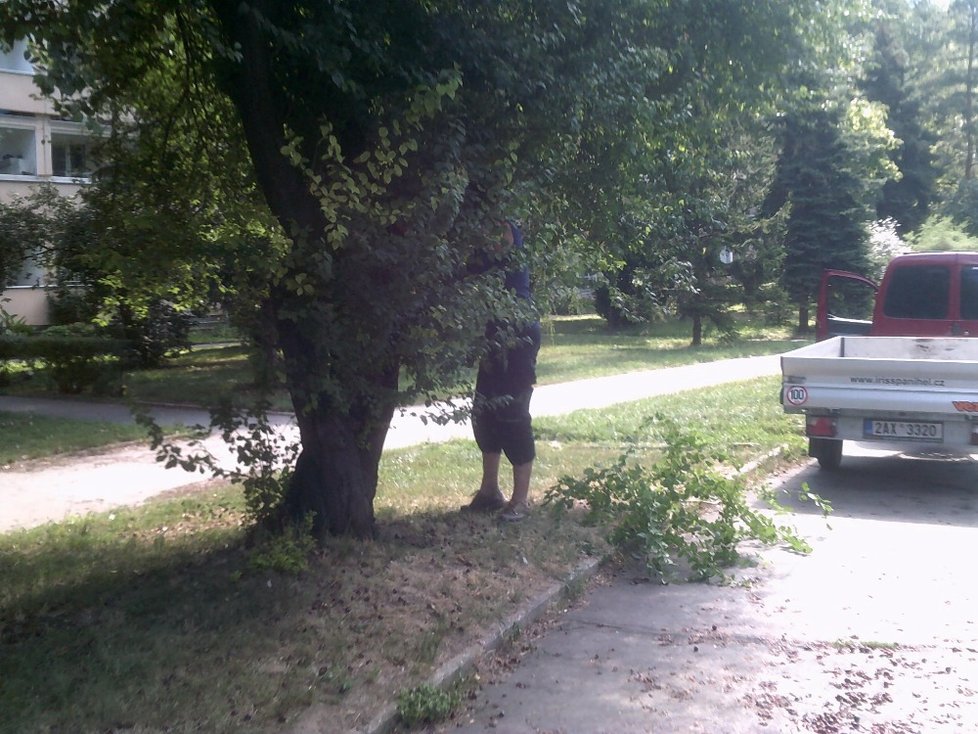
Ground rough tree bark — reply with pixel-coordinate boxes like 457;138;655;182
209;0;393;538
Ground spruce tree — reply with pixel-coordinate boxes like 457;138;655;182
767;104;871;332
862;19;938;234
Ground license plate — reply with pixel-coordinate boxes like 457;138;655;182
863;419;943;442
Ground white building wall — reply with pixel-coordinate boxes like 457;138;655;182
1;42;92;327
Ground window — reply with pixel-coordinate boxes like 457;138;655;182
883;265;949;320
0;40;33;74
827;278;875;322
0;126;37;175
51;135;93;178
5;253;46;288
961;267;978;320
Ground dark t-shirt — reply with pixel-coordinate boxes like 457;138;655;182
476;221;540;396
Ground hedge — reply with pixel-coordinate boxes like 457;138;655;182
0;334;133;394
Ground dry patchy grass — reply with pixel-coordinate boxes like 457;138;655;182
0;443;609;734
0;377;806;732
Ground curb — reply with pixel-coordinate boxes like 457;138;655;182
737;445;787;476
359;555;605;734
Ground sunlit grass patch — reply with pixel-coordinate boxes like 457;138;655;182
535;376;806;465
0;411;152;465
535;315;800;384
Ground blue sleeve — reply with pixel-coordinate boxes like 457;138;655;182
505;221;531;300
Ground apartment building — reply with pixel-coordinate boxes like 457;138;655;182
1;38;95;326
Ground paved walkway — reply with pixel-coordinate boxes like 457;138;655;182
0;355;780;532
432;444;978;734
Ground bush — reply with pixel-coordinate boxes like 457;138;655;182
110;301;194;369
0;298;33;336
0;328;131;394
48;288;99;326
546;285;594;316
247;514;316;574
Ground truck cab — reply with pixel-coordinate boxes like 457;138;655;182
815;252;978;341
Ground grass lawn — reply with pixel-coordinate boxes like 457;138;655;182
124;315;801;408
0;313;803;463
0;411;152;466
534;314;799;384
4;312;803;404
0;376;809;733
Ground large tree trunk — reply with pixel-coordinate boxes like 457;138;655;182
275;318;399;540
282;402;394;540
211;2;398;538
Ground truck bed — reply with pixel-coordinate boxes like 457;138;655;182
781;336;978;448
783;336;978;395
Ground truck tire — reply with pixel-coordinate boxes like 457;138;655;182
811;437;843;470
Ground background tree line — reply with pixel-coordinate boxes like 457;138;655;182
2;0;978;537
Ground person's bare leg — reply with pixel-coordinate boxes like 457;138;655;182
465;452;506;511
480;452;503;496
510;461;533;507
499;461;533;520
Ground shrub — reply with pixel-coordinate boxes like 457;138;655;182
110;301;194;369
248;514;316;574
48;287;99;326
0;328;130;394
0;298;33;336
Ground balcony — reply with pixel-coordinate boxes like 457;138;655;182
0;40;54;116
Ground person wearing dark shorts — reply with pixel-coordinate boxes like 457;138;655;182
464;221;540;521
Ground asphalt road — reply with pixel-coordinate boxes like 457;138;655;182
441;442;978;733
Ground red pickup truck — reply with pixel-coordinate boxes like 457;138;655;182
783;252;978;470
816;251;978;341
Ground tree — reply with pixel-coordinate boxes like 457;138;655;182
862;7;938;233
953;0;978;179
766;101;873;331
0;0;885;538
584;0;874;342
2;0;680;539
910;0;978;190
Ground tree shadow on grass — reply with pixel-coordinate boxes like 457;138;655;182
0;531;307;732
0;505;599;733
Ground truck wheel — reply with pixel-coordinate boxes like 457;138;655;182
812;438;843;470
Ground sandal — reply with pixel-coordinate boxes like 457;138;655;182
498;501;530;522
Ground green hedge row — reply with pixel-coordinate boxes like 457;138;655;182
0;335;133;394
0;334;132;360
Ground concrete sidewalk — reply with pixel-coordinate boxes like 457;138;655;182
431;453;978;734
0;355;779;532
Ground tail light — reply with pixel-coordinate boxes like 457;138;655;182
806;416;837;438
